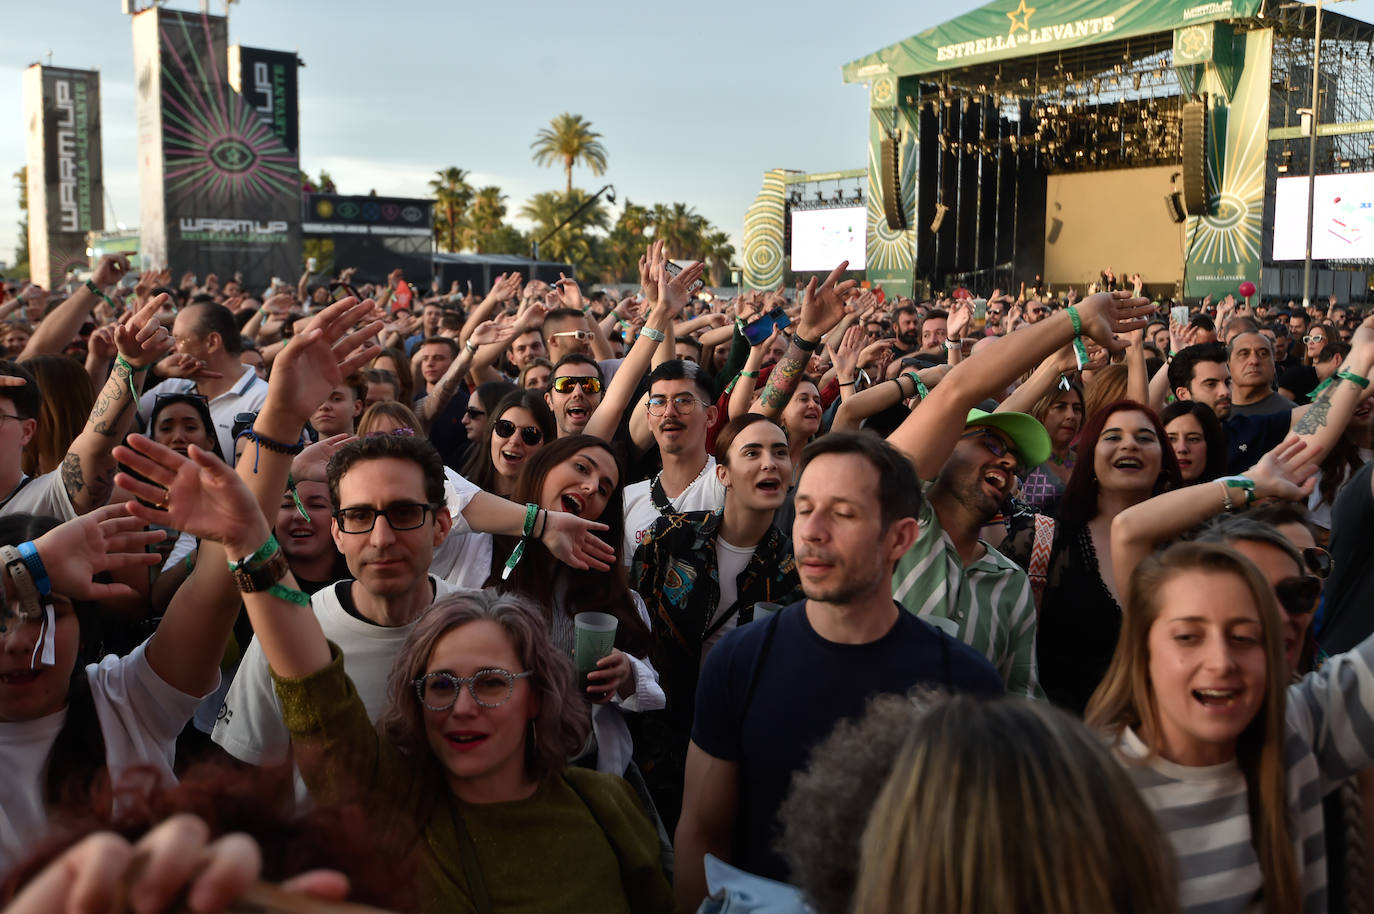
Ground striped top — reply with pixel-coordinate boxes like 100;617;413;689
891;494;1042;698
1115;634;1374;914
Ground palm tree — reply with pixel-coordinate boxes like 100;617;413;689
429;167;474;253
650;202;708;260
530;113;608;196
701;230;736;288
599;200;653;283
463;186;508;253
519;189;609;266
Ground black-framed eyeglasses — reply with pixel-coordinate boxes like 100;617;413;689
1274;575;1322;616
550;375;603;395
493;419;543;446
647;393;707;416
333;501;438;534
961;427;1024;473
464;406;486;420
414;668;532;711
1302;546;1333;580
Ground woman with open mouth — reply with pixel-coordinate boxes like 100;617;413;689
461;390;554;502
1087;538;1374;914
1003;400;1182;714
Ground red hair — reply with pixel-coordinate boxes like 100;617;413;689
1058;400;1182;528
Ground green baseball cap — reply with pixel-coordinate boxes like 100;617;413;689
965;408;1051;469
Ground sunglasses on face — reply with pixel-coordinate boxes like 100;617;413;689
1274;575;1322;616
551;329;595;342
961;427;1024;473
333;501;437;534
464;406;486;420
1303;335;1327;344
550;375;603;395
493;419;543;446
1303;546;1333;579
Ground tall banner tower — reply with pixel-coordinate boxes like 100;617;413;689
132;6;301;288
22;65;104;289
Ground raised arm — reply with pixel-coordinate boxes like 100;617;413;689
996;346;1079;415
1110;435;1317;586
584;249;700;441
415;321;515;428
21;253;132;360
62;294;175;514
754;262;855;420
458;272;521;345
831;364;948;432
889;290;1154;478
1285;315;1374;460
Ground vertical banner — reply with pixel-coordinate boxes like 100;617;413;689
228;47;300;154
741;169;787;292
132;7;301;289
863;74;919;297
1183;28;1273;300
22;65;104;289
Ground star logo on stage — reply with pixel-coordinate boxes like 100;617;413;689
1007;0;1035;35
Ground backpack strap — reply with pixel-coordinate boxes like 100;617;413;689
1028;514;1057;615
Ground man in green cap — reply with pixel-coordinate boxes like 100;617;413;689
885;288;1157;698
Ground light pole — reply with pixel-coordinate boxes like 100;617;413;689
1300;0;1324;310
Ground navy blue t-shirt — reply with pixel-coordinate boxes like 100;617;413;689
1223;410;1291;474
690;600;1004;882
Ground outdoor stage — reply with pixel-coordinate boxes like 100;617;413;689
743;0;1374;301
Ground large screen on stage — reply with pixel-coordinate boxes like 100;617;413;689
1273;173;1374;261
790;206;866;272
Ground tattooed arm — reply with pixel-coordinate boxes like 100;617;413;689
754;262;855;420
1287;314;1374;461
61;296;175;514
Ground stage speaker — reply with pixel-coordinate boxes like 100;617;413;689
881;135;908;231
931;203;949;233
1164;191;1187;223
1181;99;1209;215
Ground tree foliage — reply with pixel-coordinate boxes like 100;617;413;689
530;113;608;196
12;166;29;271
429;167;474;254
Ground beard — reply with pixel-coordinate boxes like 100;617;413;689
898;329;918;347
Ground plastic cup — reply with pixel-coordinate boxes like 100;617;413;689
574;612;619;694
753;602;784;621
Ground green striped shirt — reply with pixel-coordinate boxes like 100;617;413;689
892;495;1042;698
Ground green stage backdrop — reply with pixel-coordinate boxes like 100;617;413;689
843;0;1264;81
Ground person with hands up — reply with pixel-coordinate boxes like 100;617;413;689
144;424;673;912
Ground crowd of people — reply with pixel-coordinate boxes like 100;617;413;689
0;247;1372;914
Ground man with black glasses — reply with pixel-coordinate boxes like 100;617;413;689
622;360;726;561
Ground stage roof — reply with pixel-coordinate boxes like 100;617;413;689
841;0;1265;82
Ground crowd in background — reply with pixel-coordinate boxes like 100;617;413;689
0;250;1373;913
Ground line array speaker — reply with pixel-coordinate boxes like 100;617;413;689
881;135;908;230
1181;98;1209;215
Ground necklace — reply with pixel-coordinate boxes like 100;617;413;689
655;458;711;497
1049;448;1076;469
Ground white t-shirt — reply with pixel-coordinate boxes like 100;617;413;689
140;365;269;459
621;456;726;562
429;466;491;591
703;537;758;662
1;470;76;522
0;642;208;872
211;575;455;767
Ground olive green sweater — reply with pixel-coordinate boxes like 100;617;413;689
273;648;674;914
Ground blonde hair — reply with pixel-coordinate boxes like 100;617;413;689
357;400;422;437
1082;363;1129;424
851;694;1177;914
1085;541;1299;913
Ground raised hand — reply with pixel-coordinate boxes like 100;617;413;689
266;297;384;426
157;352;224;381
830;323;865;380
1247;435;1319;502
30;503;164;601
115;293;176;368
554;273;584;310
1075;290;1156;357
293;432;355;483
86;325;118;364
90;252;134;289
639;240;665;307
115;435;271;558
798;261;857;340
658;260;704;320
947;300;972;340
540;510;617;571
469;319;520;348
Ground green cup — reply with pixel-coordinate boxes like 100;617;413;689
573;612;619;695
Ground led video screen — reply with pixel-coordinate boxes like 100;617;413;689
1273;172;1374;260
790;206;867;272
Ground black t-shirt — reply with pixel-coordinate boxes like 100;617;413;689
690;600;1003;882
1222;411;1291;474
418;388;472;471
1317;460;1374;654
1278;364;1319;403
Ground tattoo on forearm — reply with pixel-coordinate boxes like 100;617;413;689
758;346;807;410
1293;384;1338;436
90;367;135;437
60;453;85;500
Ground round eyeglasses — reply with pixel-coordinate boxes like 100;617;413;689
415;668;533;711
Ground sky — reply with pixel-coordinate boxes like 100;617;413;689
5;0;1374;273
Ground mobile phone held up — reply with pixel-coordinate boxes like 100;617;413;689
744;307;791;345
664;260;705;293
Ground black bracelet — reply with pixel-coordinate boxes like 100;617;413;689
241;427;305;456
838;380;855;387
793;334;820;353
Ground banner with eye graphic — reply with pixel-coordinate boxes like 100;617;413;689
132;6;301;290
